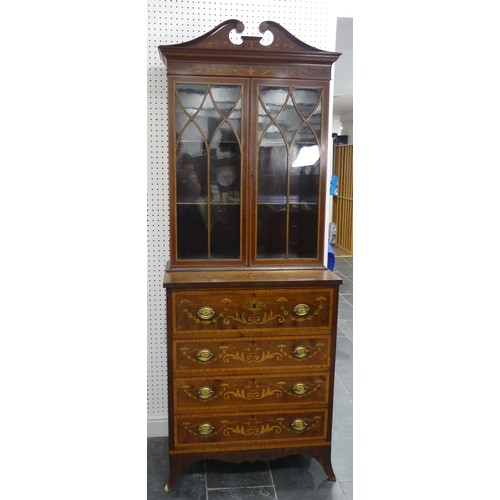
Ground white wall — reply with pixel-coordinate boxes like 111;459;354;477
147;0;345;437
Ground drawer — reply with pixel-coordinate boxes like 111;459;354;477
173;372;330;412
173;335;331;374
172;288;333;335
174;408;328;449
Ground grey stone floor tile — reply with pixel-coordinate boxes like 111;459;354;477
336;275;353;293
207;460;273;489
270;455;347;499
147;436;169;459
339;480;352;500
334;257;353;267
332;378;353;482
334;335;353;395
337;308;352;323
148;455;206;500
338;319;353;341
337;297;353;319
207;486;276;499
335;273;352;285
340;293;353;306
148;455;169;500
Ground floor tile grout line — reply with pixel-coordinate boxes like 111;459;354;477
336;274;353;285
267;461;278;500
206;484;275;491
205;460;208;500
335;373;352;398
338;479;352;499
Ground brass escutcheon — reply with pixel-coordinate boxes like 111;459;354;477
197;306;216;321
293;303;310;317
291;418;308;432
292;382;309;395
195;349;214;362
292;346;310;359
197;423;214;436
197;386;215;400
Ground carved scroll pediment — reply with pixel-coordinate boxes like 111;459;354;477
159;19;340;61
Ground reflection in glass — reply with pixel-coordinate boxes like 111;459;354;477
258;126;287;203
289;204;319;258
308;98;322;142
277;101;302;144
211;205;240;259
228;99;242;138
176;84;207;117
176;204;208;259
259;87;288;118
176;138;207;202
257;102;271;141
257;85;323;260
198;96;222;142
257;204;287;259
210;85;240;116
175;83;242;261
292;88;322;119
210;123;241;203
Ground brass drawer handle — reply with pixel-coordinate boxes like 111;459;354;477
195;349;214;362
292;382;309;395
197;423;214;436
292;346;310;359
293;303;310;317
196;386;215;400
197;306;216;320
291;418;308;432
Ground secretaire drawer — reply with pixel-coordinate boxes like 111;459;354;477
172;288;334;335
173;372;330;412
173;335;331;374
174;408;328;449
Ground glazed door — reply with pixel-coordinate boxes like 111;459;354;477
251;80;330;267
169;77;249;268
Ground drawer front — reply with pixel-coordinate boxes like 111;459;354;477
174;372;329;412
174;408;328;448
172;288;333;335
173;336;331;374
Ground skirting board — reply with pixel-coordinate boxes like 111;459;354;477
148;414;168;437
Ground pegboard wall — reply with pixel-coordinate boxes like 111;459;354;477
147;0;338;432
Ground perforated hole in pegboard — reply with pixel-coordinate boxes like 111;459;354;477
147;0;337;420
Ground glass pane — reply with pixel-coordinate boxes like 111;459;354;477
308;97;322;142
277;101;302;145
210;124;241;203
210;85;240;117
292;88;322;119
197;92;222;143
293;123;318;145
177;120;205;143
175;108;189;139
176;84;207;116
257;102;271;142
288;204;319;258
211;205;240;259
176;204;208;259
176;138;208;202
257;204;287;258
289;125;320;203
258;126;287;203
228;99;242;139
259;87;288;118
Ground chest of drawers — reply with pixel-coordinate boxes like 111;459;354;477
163;269;342;491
